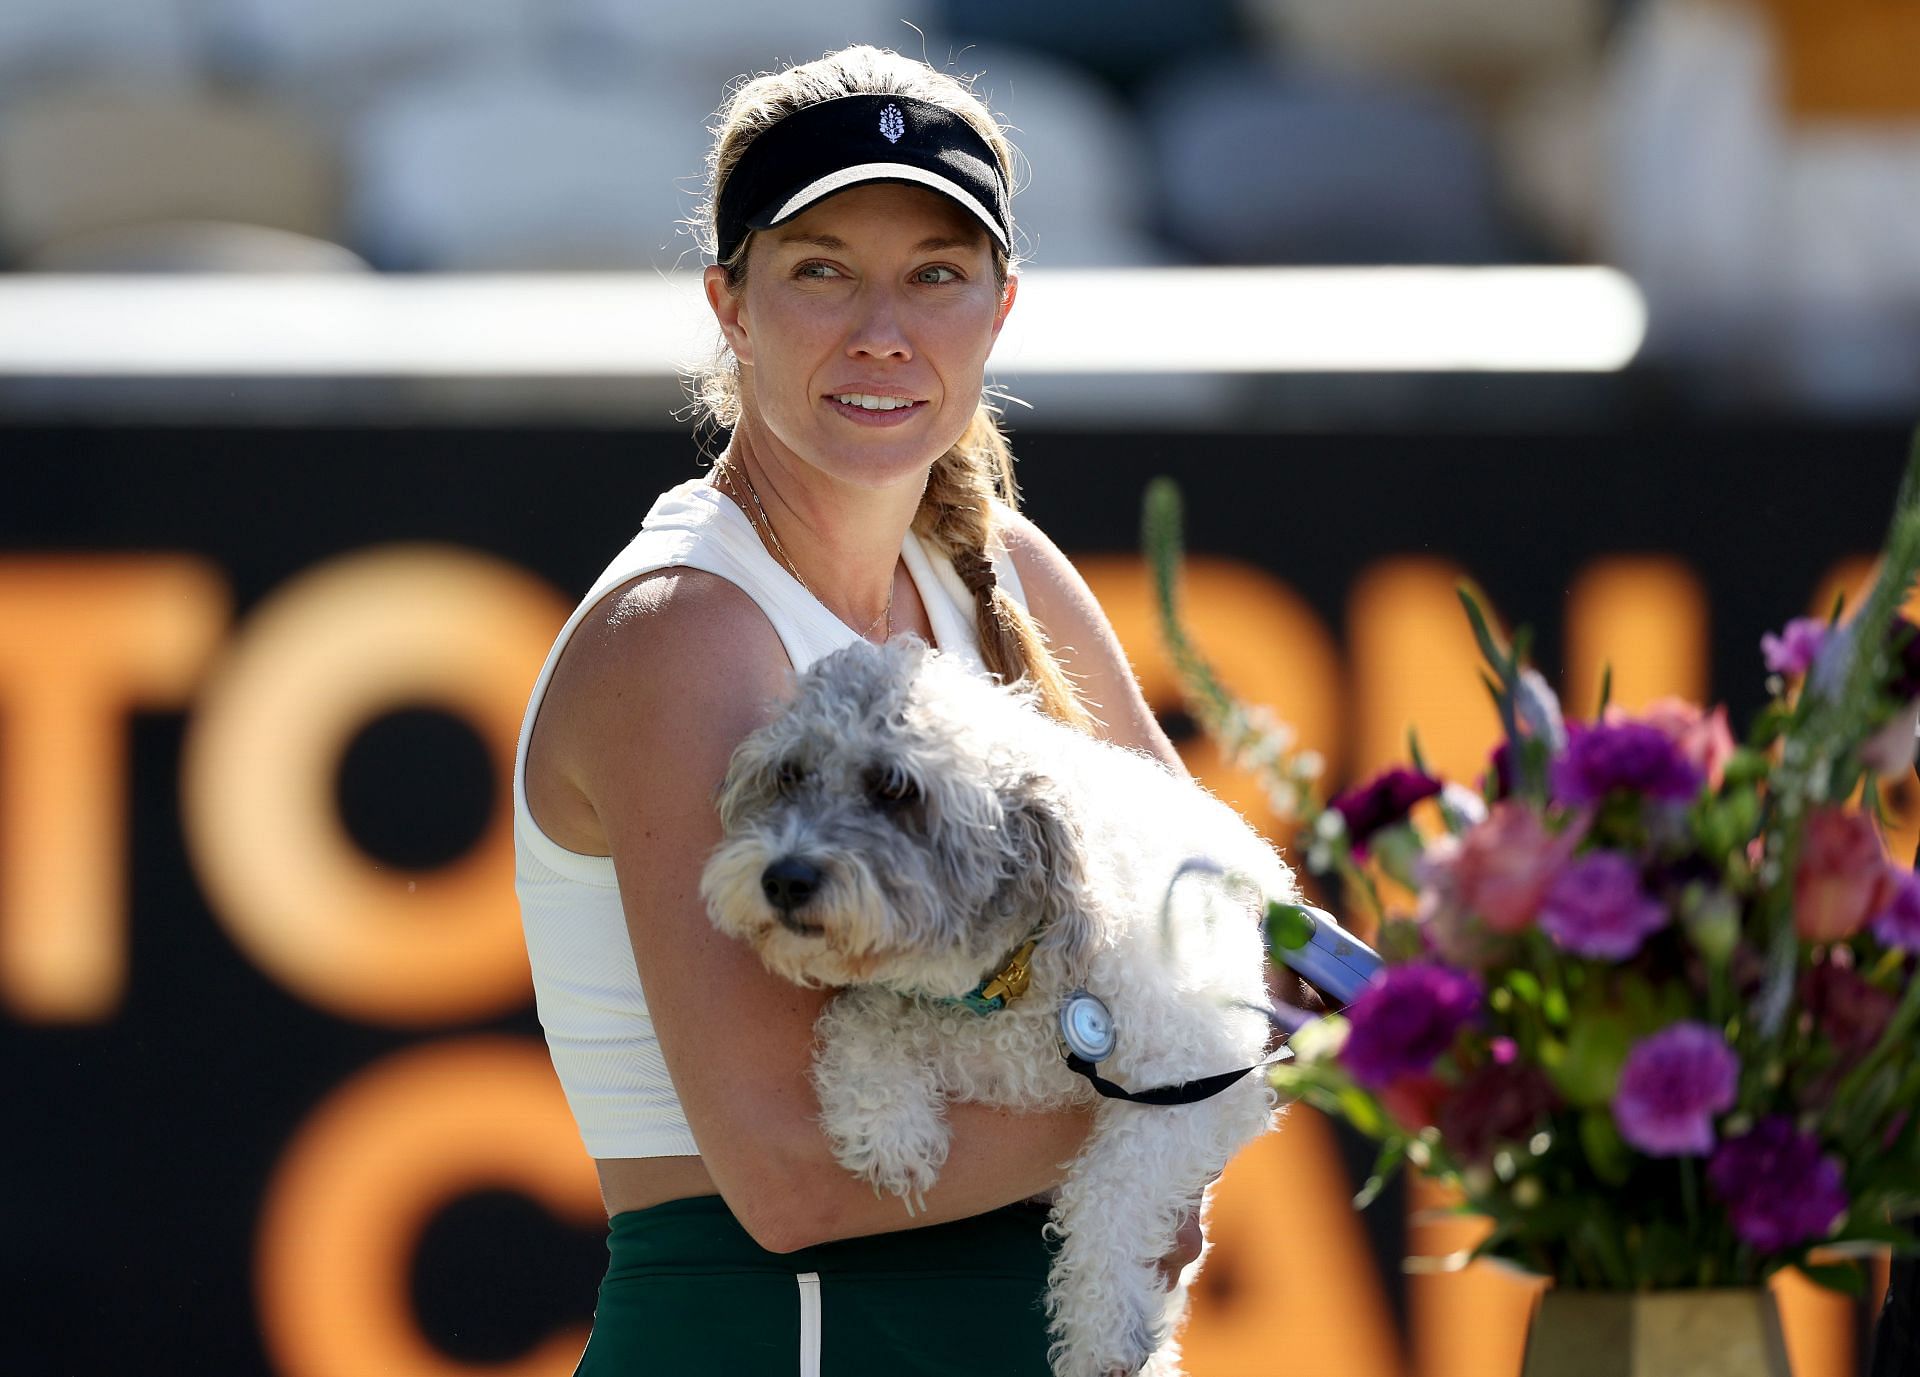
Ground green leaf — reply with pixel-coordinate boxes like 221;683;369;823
1505;970;1544;1006
1553;1012;1631;1107
1352;1139;1409;1211
1597;663;1613;716
1407;728;1430;778
1799;1261;1867;1299
1578;1109;1634;1187
1458;584;1511;679
1722;747;1772;787
1337;1085;1388;1138
1479;669;1506;714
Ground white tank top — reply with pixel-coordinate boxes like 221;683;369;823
513;477;1029;1158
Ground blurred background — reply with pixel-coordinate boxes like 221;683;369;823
1;1;1915;1374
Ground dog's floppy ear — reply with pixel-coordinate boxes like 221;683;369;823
1002;773;1098;980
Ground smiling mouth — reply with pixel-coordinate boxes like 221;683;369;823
828;393;924;412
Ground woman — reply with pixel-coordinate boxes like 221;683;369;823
514;45;1197;1375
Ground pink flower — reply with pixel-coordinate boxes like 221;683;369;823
1441;803;1586;934
1762;618;1827;676
1794;808;1896;942
1607;698;1736;791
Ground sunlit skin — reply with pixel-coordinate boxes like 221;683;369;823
702;181;1018;633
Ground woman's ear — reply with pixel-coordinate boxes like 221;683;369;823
704;262;752;365
991;271;1018;343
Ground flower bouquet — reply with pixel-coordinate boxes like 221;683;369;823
1143;439;1920;1345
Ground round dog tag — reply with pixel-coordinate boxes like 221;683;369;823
1058;990;1116;1063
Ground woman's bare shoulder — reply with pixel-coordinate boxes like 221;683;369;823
530;566;792;847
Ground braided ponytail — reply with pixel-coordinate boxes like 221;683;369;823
914;410;1091;730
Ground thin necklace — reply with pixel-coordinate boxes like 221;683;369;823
718;461;893;642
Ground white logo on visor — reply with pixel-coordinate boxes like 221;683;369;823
879;104;905;143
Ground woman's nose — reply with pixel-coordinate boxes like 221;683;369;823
846;286;912;360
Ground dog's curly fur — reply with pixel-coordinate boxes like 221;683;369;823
700;638;1292;1377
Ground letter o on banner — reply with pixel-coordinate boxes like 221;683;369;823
183;546;566;1025
257;1037;601;1377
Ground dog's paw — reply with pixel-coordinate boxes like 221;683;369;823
823;1105;949;1214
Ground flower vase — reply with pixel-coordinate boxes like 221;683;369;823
1519;1289;1791;1377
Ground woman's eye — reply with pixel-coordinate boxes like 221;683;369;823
915;265;959;285
795;261;842;280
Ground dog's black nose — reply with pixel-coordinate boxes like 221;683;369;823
761;857;822;915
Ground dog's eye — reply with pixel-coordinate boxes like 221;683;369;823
868;766;920;810
775;761;807;793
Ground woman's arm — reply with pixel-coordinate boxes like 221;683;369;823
540;566;1091;1253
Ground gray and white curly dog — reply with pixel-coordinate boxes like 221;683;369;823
700;637;1292;1377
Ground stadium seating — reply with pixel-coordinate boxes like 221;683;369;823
0;0;199;91
544;0;933;88
1142;58;1515;265
0;88;341;264
348;63;713;270
1242;0;1605;109
21;221;368;273
960;45;1163;267
203;0;540;111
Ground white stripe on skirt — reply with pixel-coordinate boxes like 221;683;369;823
796;1271;822;1377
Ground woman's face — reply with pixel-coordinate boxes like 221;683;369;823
705;181;1016;490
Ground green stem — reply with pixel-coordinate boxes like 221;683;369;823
1680;1158;1702;1281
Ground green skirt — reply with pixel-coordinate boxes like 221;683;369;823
574;1195;1057;1376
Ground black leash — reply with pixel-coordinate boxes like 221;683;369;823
1062;1053;1281;1106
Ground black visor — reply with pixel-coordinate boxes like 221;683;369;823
714;94;1012;263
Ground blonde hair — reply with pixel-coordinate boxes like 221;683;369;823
691;44;1089;729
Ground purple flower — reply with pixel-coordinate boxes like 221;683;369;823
1707;1118;1848;1251
1611;1022;1739;1156
1762;617;1828;676
1330;767;1443;859
1873;871;1920;954
1539;851;1670;960
1339;961;1481;1089
1551;722;1705;806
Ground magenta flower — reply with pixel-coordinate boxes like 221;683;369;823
1762;617;1828;676
1799;962;1898;1057
1339;961;1481;1089
1436;1061;1559;1166
1550;722;1704;806
1707;1118;1848;1251
1330;767;1443;859
1873;870;1920;954
1611;1022;1739;1157
1539;851;1670;960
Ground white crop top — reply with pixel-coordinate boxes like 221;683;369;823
514;477;1029;1158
